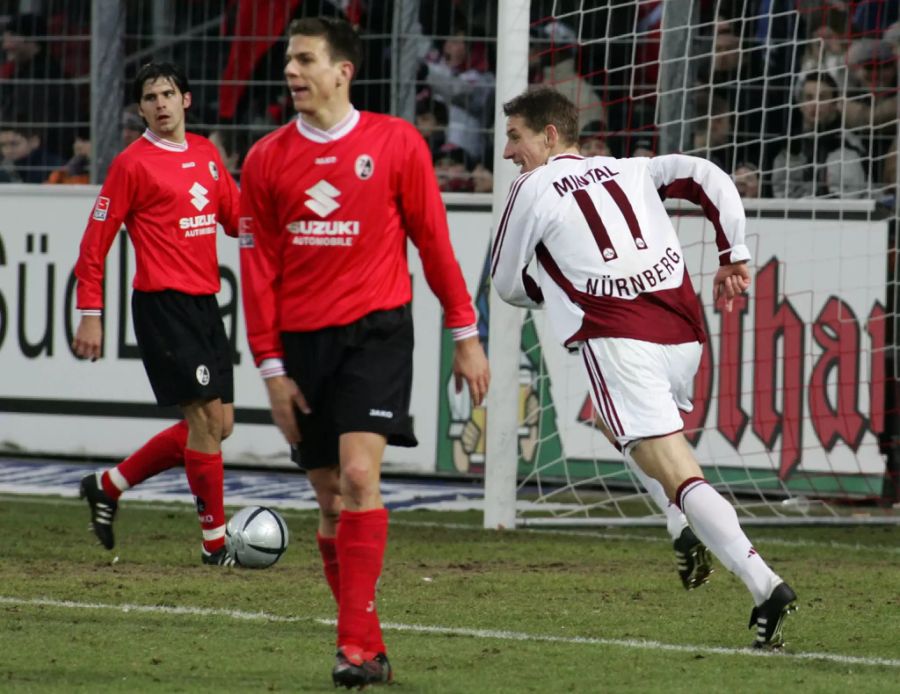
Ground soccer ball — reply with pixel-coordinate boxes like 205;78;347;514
225;506;289;568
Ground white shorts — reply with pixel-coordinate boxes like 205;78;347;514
580;337;702;448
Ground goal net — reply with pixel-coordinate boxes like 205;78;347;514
485;0;900;527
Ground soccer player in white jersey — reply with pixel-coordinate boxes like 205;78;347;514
492;87;797;649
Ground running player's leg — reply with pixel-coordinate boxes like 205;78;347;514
80;420;188;549
583;337;795;646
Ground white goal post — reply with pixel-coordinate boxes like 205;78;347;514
483;0;900;528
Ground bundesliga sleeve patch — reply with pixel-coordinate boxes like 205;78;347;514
238;216;254;248
92;196;110;221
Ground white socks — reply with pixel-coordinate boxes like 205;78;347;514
678;479;780;605
624;452;688;540
106;468;131;493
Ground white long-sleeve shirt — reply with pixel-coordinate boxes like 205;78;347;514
491;153;751;349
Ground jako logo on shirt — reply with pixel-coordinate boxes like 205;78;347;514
196;365;210;386
190;182;210;211
92;196;110;221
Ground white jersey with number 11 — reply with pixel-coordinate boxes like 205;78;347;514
491;153;751;349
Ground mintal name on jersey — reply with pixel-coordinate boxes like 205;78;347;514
553;166;619;197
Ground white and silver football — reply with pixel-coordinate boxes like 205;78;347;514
225;506;289;568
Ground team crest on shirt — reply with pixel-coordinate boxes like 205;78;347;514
92;196;110;221
196;365;210;386
355;154;374;180
208;161;219;180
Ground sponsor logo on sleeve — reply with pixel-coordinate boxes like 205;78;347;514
92;196;110;221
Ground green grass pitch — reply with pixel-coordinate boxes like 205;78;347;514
1;494;898;692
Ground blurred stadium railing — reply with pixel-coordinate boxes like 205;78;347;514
0;1;897;205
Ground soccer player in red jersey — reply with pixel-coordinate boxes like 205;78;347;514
239;17;490;688
72;62;241;566
492;87;797;650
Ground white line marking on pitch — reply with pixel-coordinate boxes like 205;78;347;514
1;595;897;669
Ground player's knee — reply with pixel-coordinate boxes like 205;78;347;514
340;459;376;501
186;406;224;443
318;500;341;526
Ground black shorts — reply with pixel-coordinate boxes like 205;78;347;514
132;290;234;407
283;304;417;470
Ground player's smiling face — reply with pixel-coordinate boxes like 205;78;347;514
503;116;551;173
284;34;352;117
138;77;191;141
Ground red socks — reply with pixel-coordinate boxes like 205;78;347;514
318;531;386;655
184;448;226;553
101;421;189;500
317;533;341;603
335;508;388;655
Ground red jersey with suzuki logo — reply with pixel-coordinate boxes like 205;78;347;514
239;108;476;365
75;130;240;310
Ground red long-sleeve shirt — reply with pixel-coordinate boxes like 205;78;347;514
75;131;240;310
239;108;476;365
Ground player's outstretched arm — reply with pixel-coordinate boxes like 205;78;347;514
264;375;311;444
713;261;751;313
452;336;490;407
72;315;103;361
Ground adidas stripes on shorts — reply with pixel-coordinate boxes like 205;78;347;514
580;337;702;448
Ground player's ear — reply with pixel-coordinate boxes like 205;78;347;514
183;91;193;110
337;60;355;87
545;124;559;148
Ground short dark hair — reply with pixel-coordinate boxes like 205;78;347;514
502;87;579;146
287;17;362;77
132;62;190;103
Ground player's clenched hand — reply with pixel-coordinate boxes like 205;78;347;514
72;315;103;361
264;375;311;444
452;336;490;407
713;261;751;313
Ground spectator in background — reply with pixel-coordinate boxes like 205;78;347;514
795;5;851;99
695;15;766;167
434;142;473;192
529;21;606;134
846;39;897;94
733;162;761;199
422;27;495;165
122;107;144;148
0;124;63;183
631;135;655;158
471;162;493;193
46;131;90;184
691;96;735;174
771;71;868;199
579;121;612;157
414;95;449;160
843;38;899;130
208;129;249;181
852;0;899;34
0;13;79;159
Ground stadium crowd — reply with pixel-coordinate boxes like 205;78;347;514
0;0;898;202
